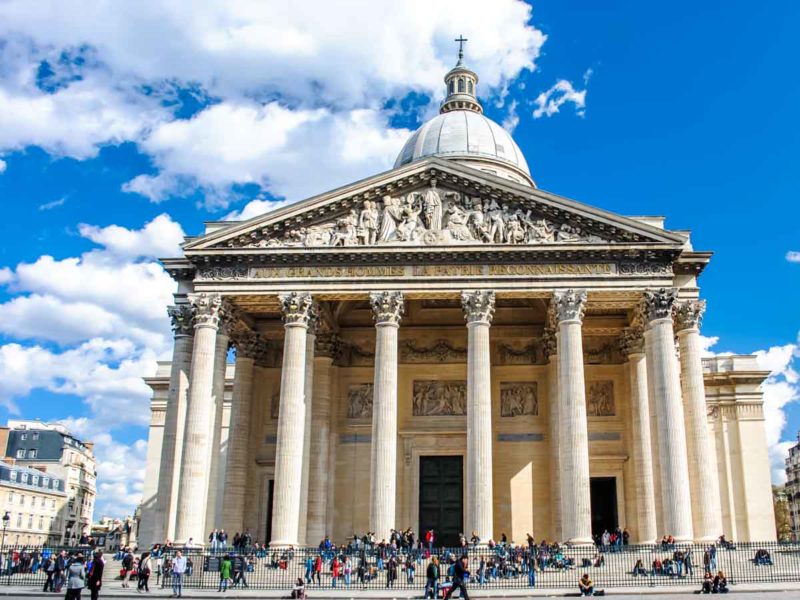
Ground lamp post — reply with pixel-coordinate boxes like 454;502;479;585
1;512;9;551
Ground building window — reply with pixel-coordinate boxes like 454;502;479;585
449;80;455;94
20;433;26;441
32;476;38;485
467;80;473;94
458;78;465;93
43;477;49;487
20;473;28;483
27;515;32;529
9;471;16;481
15;514;21;527
19;494;24;505
6;492;12;502
27;450;36;459
38;516;43;530
15;450;24;459
32;432;39;441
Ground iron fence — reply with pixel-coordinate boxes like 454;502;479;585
0;541;797;591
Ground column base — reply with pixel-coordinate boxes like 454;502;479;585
269;540;299;549
564;536;595;547
693;534;721;543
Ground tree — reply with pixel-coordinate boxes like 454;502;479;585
773;486;792;541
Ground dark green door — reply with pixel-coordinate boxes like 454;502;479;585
419;456;463;547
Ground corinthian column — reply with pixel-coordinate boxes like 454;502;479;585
369;291;404;541
621;327;658;544
175;293;222;544
207;303;237;533
675;299;722;541
543;309;561;542
271;292;314;547
223;331;264;534
462;290;495;542
150;302;194;544
642;288;693;541
306;333;338;545
298;312;318;545
554;289;593;545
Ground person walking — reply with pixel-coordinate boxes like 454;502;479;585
386;556;398;589
313;555;323;586
87;551;104;600
218;554;232;592
65;553;87;600
331;555;341;588
55;550;68;593
424;556;440;599
171;550;187;598
304;554;313;583
138;552;152;592
121;548;134;588
233;556;249;589
443;555;470;600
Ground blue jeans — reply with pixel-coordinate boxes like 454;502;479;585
424;577;438;598
344;573;351;586
528;569;536;587
172;573;183;596
218;577;229;592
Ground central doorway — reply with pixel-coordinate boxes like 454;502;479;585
419;455;463;547
589;477;619;538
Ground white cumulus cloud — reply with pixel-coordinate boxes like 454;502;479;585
533;79;587;118
787;251;800;263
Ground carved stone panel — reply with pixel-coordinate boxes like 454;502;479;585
347;384;374;419
412;380;467;416
583;337;625;365
334;343;375;367
497;342;544;365
500;382;539;417
586;381;615;417
400;339;467;363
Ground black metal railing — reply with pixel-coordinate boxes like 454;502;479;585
0;541;798;591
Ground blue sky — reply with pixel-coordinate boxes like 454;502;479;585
0;0;797;517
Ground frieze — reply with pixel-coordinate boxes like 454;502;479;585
334;342;375;367
497;342;544;365
346;384;374;419
583;337;625;365
500;382;539;417
231;184;610;249
399;339;467;363
586;381;615;417
412;380;467;416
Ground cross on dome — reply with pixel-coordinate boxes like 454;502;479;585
455;35;468;63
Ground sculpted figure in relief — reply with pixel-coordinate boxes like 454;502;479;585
250;184;611;248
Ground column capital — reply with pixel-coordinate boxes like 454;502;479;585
231;330;267;360
553;289;587;323
217;300;241;337
189;293;223;329
314;332;340;359
279;292;315;327
370;291;404;325
640;287;677;323
461;290;495;325
673;299;706;333
620;326;645;356
167;303;195;336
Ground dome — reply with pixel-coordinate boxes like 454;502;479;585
393;110;534;186
393;44;534;187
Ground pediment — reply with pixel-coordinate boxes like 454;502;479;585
183;158;685;253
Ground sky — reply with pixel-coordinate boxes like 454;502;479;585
0;0;798;518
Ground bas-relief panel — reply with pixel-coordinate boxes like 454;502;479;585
586;380;615;417
500;382;538;417
346;384;373;419
412;381;467;416
233;184;609;249
400;340;467;363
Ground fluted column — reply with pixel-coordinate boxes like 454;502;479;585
206;304;236;533
270;292;314;547
369;291;404;541
306;334;337;544
621;327;658;544
175;293;222;544
298;315;317;545
149;303;194;545
554;289;593;545
675;300;722;541
462;290;496;542
223;331;264;533
642;288;693;541
544;312;561;541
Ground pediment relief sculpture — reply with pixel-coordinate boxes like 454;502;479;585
232;181;609;249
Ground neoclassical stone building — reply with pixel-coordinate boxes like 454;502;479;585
138;55;776;548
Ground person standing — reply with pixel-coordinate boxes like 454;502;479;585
331;556;341;588
386;556;398;589
218;554;232;592
171;550;187;598
42;553;56;593
87;550;104;600
526;550;537;587
209;530;218;553
65;553;87;600
443;555;470;600
313;555;323;586
55;550;68;593
138;552;152;592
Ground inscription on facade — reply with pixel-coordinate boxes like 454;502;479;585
347;384;374;419
412;380;467;416
500;382;539;417
587;381;615;417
